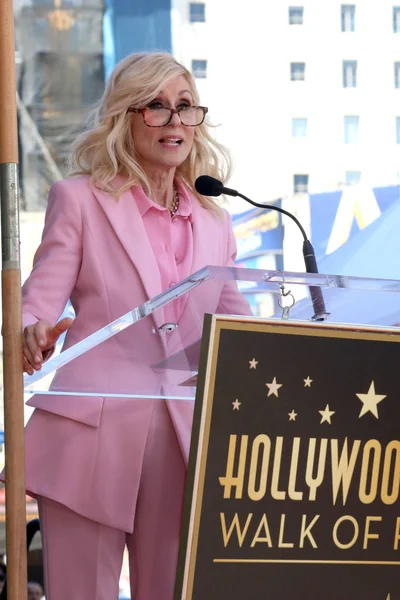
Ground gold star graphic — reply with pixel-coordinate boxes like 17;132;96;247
288;410;297;421
266;377;283;397
319;404;335;424
249;358;258;369
232;399;241;411
356;381;387;419
304;376;313;387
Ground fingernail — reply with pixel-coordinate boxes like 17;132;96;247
35;355;41;363
39;340;45;346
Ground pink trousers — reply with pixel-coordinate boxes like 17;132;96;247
38;401;186;600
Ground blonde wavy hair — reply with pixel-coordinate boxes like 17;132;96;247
70;52;232;211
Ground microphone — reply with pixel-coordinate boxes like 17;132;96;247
195;175;329;321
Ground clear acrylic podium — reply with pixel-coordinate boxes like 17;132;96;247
23;265;400;400
22;266;400;600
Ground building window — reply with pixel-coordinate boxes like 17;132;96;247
192;59;207;78
292;118;307;137
393;6;400;32
341;4;355;31
396;117;400;143
343;60;357;87
289;6;303;25
344;116;359;143
189;3;206;23
345;171;361;185
290;62;306;81
293;174;309;193
395;62;400;88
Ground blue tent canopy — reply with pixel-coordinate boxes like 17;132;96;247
309;184;400;261
288;199;400;326
317;197;400;280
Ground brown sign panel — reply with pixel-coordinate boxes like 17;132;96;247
175;316;400;600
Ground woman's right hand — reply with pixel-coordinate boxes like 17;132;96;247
23;317;73;375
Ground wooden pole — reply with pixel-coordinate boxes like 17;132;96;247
0;0;27;597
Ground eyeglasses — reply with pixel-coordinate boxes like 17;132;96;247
128;105;208;127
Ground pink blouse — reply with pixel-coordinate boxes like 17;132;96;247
133;181;194;323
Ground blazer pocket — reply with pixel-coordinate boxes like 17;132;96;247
26;393;104;427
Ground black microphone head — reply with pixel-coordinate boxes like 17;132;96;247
195;175;224;197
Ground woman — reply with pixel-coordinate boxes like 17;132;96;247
21;52;251;600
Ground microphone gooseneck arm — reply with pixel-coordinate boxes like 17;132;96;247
194;175;329;321
235;192;328;322
236;192;308;241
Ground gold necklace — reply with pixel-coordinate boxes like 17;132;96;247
169;187;179;217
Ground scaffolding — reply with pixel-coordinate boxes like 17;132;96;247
15;0;105;210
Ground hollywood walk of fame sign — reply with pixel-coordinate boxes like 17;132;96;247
174;316;400;600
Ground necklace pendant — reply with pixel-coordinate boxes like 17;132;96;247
170;187;179;217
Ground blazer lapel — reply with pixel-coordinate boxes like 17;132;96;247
190;198;216;274
177;193;216;320
91;179;166;330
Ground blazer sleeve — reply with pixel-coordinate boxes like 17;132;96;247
22;180;83;329
216;210;253;317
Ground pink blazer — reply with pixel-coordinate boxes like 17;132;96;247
20;175;251;532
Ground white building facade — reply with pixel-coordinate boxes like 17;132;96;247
171;0;400;207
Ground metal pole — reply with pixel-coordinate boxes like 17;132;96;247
0;0;27;597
